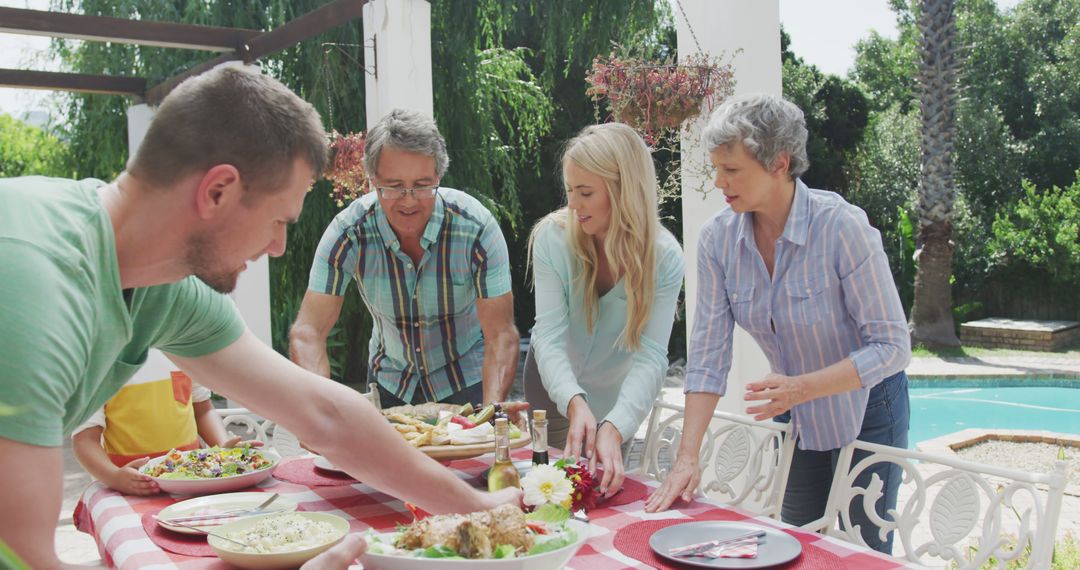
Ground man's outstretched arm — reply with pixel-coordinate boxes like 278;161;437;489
169;329;520;515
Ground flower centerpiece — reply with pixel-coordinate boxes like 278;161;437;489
521;458;599;513
585;51;735;143
324;130;368;207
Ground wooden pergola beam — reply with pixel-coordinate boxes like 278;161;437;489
144;0;370;105
0;7;260;52
0;68;146;96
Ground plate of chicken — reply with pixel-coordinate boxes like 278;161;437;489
361;504;589;568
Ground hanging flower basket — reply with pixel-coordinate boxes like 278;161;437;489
585;52;735;141
324;130;368;207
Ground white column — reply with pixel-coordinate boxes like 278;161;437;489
678;0;780;414
363;0;434;125
126;104;153;153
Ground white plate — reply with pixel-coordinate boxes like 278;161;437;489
360;518;591;569
156;492;298;535
141;449;280;495
649;521;802;568
209;512;350;570
312;455;347;474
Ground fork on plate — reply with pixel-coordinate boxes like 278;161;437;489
159;493;281;525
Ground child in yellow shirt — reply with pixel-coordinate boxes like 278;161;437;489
72;350;255;495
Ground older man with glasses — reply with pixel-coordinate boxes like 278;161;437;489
291;109;519;408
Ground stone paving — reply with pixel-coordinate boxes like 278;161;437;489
54;354;1080;566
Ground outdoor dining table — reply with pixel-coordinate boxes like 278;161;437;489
75;447;925;569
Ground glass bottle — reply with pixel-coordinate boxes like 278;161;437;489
488;417;520;491
531;409;549;465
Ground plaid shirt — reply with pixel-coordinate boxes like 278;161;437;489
309;188;511;403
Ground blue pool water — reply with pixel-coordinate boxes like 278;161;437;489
908;384;1080;446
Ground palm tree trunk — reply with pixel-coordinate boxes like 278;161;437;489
910;0;961;348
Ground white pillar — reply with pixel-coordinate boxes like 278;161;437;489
363;0;434;125
678;0;780;414
126;104;153;153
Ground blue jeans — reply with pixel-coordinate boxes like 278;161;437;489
776;371;910;554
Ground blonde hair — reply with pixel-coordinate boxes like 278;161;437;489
529;123;660;351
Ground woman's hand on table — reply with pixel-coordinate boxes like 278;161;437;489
595;422;624;498
644;454;700;512
564;395;598;470
300;534;367;569
744;373;808;421
107;457;160;496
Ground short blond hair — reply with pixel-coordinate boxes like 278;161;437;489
127;65;328;199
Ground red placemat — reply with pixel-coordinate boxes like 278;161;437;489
140;510;215;557
273;457;358;486
612;512;845;570
594;475;649;508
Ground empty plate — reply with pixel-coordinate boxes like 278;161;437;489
312;455;348;474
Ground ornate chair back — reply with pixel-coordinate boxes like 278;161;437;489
804;439;1068;569
637;399;796;518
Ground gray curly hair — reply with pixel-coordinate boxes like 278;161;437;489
703;94;809;178
364;108;450;178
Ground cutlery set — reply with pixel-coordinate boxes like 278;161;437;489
668;529;767;559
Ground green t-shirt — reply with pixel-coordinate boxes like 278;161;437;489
0;176;246;447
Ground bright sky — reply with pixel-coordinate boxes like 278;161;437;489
0;0;1027;121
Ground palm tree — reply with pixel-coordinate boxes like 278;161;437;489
910;0;961;347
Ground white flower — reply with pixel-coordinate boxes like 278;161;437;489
521;464;573;507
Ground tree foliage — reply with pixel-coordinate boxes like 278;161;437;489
850;0;1080;323
0;114;69;178
780;28;869;198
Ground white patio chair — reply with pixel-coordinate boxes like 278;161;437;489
216;385;382;458
636;399;796;518
803;439;1069;569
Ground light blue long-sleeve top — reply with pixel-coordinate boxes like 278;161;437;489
685;179;910;451
530;218;685;442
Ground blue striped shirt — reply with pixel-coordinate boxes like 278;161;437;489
685;180;910;450
309;188;511;403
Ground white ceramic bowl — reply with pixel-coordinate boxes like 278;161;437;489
359;518;591;570
141;449;280;495
208;512;350;570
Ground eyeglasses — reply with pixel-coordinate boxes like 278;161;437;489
375;185;439;200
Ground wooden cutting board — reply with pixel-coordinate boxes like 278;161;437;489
419;432;531;461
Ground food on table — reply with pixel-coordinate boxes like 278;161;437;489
381;402;526;447
220;513;340;553
143;446;274;480
367;504;579;560
397;504;532;558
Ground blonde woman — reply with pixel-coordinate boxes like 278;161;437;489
525;122;685;497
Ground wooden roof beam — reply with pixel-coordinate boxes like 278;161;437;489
144;0;369;105
0;68;146;96
0;6;260;52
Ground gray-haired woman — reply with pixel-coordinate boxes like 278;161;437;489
644;94;910;554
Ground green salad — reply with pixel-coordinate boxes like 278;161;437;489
143;446;273;480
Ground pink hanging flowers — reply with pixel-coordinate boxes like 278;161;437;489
325;130;369;207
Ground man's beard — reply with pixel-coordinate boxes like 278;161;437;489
186;232;241;294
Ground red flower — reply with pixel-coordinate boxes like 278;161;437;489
556;459;600;512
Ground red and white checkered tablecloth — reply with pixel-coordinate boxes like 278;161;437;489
75;449;926;569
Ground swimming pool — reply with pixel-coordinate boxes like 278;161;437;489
908;381;1080;447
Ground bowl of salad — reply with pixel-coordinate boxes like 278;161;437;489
141;446;280;495
361;504;590;569
209;512;349;569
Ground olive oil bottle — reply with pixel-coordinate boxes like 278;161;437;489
487;417;520;491
531;409;549;465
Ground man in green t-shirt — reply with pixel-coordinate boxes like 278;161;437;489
0;65;519;569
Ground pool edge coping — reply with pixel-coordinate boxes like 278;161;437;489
916;428;1080;497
